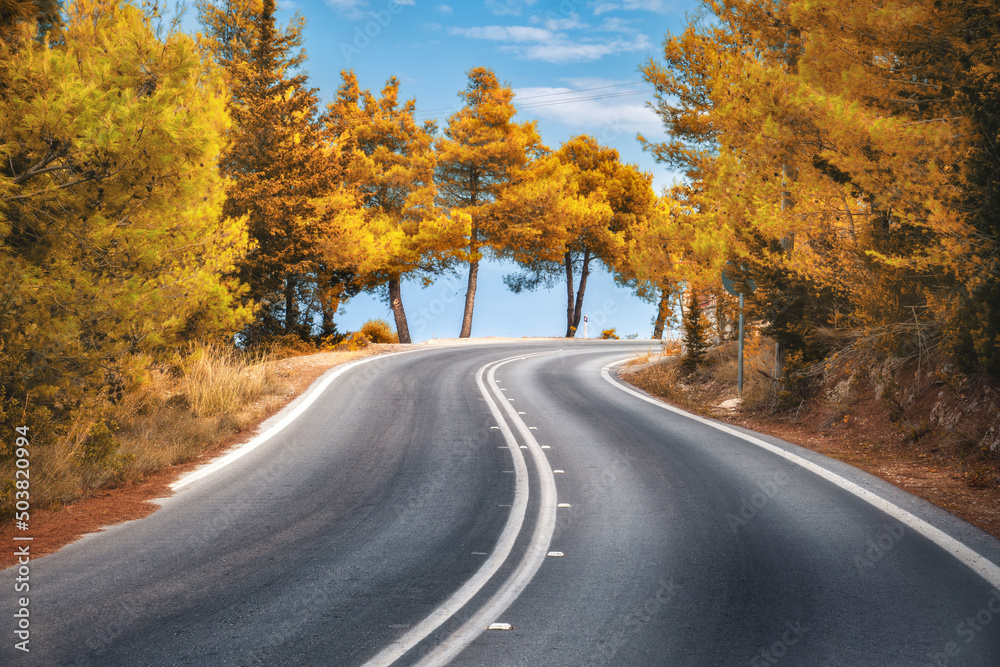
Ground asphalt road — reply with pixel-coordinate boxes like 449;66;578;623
5;340;1000;666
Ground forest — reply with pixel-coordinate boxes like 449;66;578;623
1;0;998;517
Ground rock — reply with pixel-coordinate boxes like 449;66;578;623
719;398;741;412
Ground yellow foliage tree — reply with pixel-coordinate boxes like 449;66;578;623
1;0;247;440
199;0;346;344
640;0;998;366
501;135;655;337
322;71;468;343
435;67;544;338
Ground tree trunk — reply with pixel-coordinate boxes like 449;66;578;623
388;273;412;344
571;248;592;333
459;257;478;338
320;293;339;338
284;274;297;335
564;251;576;337
652;285;670;339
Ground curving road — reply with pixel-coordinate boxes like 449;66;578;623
5;340;1000;666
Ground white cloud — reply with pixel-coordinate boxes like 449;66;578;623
449;18;652;64
511;34;650;63
449;25;553;42
325;0;412;19
485;0;538;16
593;0;672;14
598;16;637;32
513;84;666;140
529;13;588;31
325;0;367;18
435;4;453;14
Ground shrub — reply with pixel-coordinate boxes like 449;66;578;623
359;319;399;344
334;332;370;351
601;328;620;340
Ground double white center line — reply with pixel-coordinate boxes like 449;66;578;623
363;352;560;667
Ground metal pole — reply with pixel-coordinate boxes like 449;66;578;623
738;292;745;398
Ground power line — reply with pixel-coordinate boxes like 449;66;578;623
411;86;653;122
411;81;648;117
515;89;651;111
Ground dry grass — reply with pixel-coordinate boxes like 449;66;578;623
624;335;781;413
1;344;291;518
179;344;278;418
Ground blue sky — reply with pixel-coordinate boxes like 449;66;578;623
172;0;697;340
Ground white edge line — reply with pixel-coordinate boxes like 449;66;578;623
171;350;416;491
362;351;553;667
601;359;1000;590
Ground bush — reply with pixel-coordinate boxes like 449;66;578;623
1;343;286;522
601;328;620;340
334;332;370;351
359;319;399;344
267;334;317;358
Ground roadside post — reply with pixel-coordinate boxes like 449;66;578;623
721;262;756;397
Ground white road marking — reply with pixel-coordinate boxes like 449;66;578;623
488;623;513;631
601;360;1000;590
413;356;560;666
365;351;557;667
554;470;565;474
557;503;572;508
546;551;565;557
172;351;416;490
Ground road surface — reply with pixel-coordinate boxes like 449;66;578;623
5;340;1000;666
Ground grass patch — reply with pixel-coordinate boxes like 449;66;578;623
1;344;290;520
624;335;781;415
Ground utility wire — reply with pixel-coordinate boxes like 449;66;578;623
410;86;652;122
410;81;648;117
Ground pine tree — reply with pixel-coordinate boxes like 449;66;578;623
1;0;246;439
199;0;336;344
323;71;465;344
639;0;998;371
681;290;709;375
499;135;654;337
435;67;543;338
